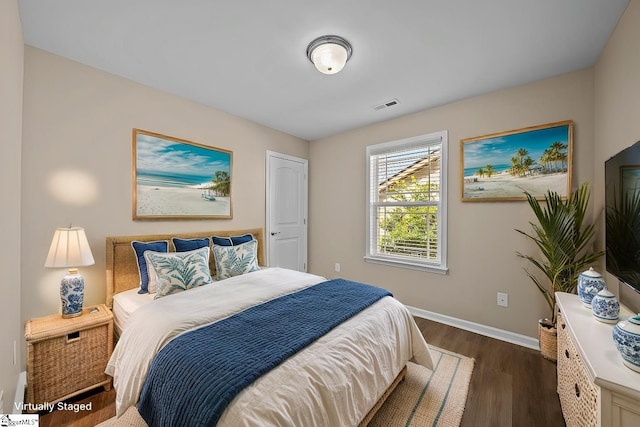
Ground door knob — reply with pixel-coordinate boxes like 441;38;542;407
271;231;281;236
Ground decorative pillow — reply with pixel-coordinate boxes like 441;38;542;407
144;247;213;299
172;237;210;252
212;233;253;247
145;256;165;294
212;239;260;280
131;240;169;294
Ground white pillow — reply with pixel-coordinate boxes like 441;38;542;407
144;246;213;299
212;239;260;280
146;254;160;293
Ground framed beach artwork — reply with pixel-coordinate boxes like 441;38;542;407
132;129;233;220
460;120;573;202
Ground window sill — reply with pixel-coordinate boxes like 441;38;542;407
364;255;448;275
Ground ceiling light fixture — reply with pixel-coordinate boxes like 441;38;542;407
306;35;353;75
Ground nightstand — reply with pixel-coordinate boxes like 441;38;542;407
24;304;114;410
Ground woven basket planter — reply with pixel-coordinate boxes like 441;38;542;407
538;321;558;362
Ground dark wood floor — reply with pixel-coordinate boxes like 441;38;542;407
39;317;565;426
414;317;565;427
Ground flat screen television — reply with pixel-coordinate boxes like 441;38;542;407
605;140;640;310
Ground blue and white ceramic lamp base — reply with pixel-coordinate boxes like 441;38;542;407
60;268;85;318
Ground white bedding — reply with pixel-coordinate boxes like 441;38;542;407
112;288;155;335
105;268;433;425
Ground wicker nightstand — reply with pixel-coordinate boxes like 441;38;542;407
25;304;114;409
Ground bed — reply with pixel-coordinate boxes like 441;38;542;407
104;228;433;426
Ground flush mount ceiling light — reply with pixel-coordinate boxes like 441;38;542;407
306;35;353;75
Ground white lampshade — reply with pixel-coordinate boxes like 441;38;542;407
307;35;352;75
45;227;95;268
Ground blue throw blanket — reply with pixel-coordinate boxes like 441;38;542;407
138;278;392;427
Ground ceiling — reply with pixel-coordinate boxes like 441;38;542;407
18;0;629;141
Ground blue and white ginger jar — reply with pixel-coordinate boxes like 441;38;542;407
577;267;606;308
613;315;640;373
591;289;619;323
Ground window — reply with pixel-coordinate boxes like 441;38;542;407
365;130;448;273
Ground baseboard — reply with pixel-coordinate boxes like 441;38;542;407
407;305;540;351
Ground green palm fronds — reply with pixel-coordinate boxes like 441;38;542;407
515;182;604;323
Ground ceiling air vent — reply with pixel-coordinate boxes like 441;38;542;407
372;98;400;111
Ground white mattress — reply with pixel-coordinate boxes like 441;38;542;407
106;268;433;425
112;288;155;335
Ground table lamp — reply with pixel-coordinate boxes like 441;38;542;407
44;227;95;318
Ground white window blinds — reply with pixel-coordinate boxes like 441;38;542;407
365;131;448;272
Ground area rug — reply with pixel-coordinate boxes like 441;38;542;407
97;346;473;427
368;347;474;427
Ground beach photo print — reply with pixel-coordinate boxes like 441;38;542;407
460;120;573;202
132;129;233;219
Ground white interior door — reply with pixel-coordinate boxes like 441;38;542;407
266;151;307;271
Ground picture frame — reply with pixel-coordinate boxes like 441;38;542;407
460;120;573;202
132;129;233;220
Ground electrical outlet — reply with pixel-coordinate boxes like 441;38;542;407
497;292;509;307
334;263;341;272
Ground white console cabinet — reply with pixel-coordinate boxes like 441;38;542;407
556;292;640;427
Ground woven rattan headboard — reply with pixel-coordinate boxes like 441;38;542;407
105;228;265;308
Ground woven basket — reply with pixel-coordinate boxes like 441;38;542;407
538;321;558;362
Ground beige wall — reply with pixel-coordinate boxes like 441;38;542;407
0;0;23;412
309;68;596;338
21;47;309;331
594;0;640;309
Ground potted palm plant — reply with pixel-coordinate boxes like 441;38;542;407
515;182;604;361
